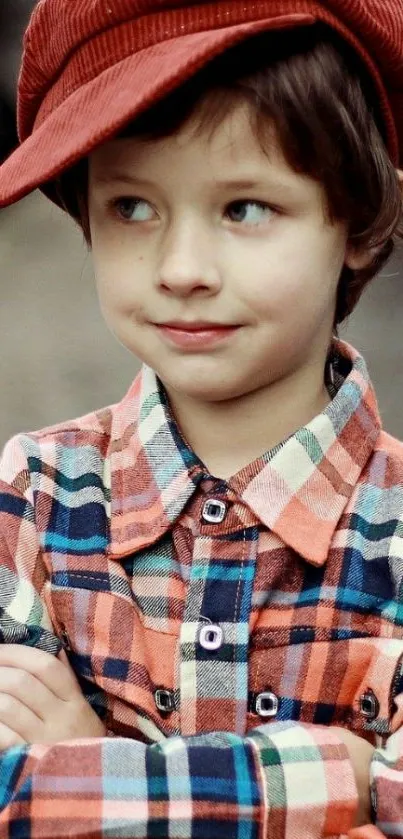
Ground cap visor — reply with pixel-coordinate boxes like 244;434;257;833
0;13;315;207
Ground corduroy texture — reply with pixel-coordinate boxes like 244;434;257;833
1;339;403;836
0;0;401;208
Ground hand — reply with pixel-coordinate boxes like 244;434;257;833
0;644;106;748
333;727;375;827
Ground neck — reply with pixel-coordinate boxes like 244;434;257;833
164;358;331;481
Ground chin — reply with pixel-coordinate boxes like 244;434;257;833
163;374;246;403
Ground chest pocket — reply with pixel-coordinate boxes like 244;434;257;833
44;557;179;740
247;633;403;740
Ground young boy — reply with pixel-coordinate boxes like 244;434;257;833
0;0;402;836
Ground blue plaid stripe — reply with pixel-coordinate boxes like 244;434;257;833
0;340;400;835
0;747;30;810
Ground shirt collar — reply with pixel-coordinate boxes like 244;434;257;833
108;340;381;566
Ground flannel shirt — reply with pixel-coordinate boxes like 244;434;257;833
0;338;403;839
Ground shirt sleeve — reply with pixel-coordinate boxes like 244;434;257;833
0;724;357;837
0;438;358;838
371;726;403;837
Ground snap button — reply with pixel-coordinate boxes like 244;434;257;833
201;499;227;524
199;624;224;651
255;691;279;718
359;690;379;721
154;689;175;714
371;786;378;822
60;628;71;652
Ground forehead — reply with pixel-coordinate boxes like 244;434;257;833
88;99;325;209
90;101;293;176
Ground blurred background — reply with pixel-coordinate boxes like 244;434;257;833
0;1;402;447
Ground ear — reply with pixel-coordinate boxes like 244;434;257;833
345;241;379;271
345;243;379;271
345;168;403;270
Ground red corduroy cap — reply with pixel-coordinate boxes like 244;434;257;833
0;0;402;208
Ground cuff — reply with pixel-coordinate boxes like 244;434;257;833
248;722;358;838
370;728;403;835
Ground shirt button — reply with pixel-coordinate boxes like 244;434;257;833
371;786;378;821
199;623;224;651
255;691;279;719
60;627;71;652
154;688;175;714
201;499;227;524
359;690;379;721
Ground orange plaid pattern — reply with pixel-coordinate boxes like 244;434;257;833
0;339;403;837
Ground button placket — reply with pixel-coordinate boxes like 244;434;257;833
179;520;258;736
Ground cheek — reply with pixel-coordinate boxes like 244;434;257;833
244;266;314;320
92;223;135;277
242;231;344;317
93;246;145;312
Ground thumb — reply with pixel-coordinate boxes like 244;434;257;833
57;646;70;666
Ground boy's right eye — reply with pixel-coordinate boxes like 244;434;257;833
111;197;155;222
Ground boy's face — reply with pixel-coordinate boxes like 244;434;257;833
89;102;356;404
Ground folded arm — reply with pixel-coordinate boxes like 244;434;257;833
0;723;358;838
0;438;358;837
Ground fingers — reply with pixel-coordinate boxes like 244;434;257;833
0;692;43;742
0;646;105;748
0;665;56;720
0;644;80;701
57;647;70;667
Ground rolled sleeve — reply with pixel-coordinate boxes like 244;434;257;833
250;721;358;837
371;727;403;837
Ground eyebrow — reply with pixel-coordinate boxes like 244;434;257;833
94;173;154;187
93;172;299;195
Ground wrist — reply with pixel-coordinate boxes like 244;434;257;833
334;728;374;827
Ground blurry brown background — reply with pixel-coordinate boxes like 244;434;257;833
0;189;402;447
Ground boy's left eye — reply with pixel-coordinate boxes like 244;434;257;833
226;200;275;226
112;197;155;222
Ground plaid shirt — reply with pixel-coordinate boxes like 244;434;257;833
0;338;403;839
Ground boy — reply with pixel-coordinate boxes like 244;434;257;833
0;0;402;837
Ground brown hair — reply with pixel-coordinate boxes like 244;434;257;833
55;23;403;326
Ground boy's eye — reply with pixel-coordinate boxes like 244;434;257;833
226;200;274;225
113;197;155;222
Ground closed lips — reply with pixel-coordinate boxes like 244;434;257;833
156;322;239;329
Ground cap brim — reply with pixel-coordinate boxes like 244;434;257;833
0;10;396;207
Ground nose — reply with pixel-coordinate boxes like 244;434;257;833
157;218;221;297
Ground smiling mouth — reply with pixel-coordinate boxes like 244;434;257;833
154;322;240;349
156;322;240;330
